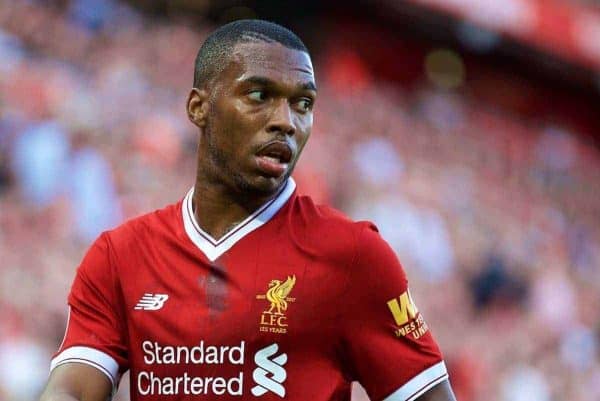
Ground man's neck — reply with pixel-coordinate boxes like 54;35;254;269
191;180;282;241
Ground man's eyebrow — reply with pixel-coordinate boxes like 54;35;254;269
240;76;317;92
242;76;275;87
300;81;317;92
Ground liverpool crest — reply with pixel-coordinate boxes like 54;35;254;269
256;275;296;334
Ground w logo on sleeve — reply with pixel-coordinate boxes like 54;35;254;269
134;293;169;310
251;343;287;397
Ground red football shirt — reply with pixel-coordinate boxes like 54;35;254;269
52;178;448;401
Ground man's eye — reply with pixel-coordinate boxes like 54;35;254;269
247;90;267;102
296;98;313;112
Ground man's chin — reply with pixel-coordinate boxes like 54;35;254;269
252;174;288;194
233;172;288;198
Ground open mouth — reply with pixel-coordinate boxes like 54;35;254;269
255;142;293;177
256;142;293;164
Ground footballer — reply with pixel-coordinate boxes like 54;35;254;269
40;20;456;401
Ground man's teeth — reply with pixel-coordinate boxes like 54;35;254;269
263;155;280;163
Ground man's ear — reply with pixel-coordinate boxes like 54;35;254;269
187;88;209;128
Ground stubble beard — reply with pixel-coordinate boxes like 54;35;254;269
204;124;286;198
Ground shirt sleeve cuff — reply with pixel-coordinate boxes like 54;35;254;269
50;346;120;390
382;361;449;401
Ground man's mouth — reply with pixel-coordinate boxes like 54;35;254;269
255;142;293;177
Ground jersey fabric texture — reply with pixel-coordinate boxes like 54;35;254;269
51;178;448;401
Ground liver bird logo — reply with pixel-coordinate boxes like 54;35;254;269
259;275;296;315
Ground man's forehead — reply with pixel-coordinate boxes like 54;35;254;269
229;41;315;83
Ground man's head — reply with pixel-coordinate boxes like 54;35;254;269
187;20;316;197
193;19;309;89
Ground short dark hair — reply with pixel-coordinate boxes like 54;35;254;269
193;19;309;88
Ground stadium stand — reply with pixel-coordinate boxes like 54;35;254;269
0;1;599;400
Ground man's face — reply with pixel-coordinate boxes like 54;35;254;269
198;41;316;196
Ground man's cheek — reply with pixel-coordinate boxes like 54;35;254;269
297;132;310;153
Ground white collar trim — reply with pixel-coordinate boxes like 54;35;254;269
182;178;296;261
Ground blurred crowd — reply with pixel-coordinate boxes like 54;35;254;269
1;1;599;401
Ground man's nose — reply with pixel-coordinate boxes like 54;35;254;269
266;100;296;136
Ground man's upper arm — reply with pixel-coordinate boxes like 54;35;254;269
46;234;128;398
40;363;112;401
341;223;454;401
415;380;456;401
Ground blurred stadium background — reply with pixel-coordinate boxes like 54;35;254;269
1;0;599;400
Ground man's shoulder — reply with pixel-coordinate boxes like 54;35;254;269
288;194;380;261
103;198;183;251
291;193;369;230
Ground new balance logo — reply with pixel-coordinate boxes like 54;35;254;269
134;293;169;310
251;343;287;397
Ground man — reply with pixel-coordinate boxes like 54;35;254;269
40;20;456;401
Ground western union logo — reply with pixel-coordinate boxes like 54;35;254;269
387;290;429;339
387;290;419;326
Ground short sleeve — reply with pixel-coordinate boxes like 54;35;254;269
341;224;448;401
51;233;128;389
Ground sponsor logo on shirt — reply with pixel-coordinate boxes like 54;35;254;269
251;343;287;397
256;275;296;334
135;341;287;397
137;341;245;396
387;289;430;339
134;293;169;310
